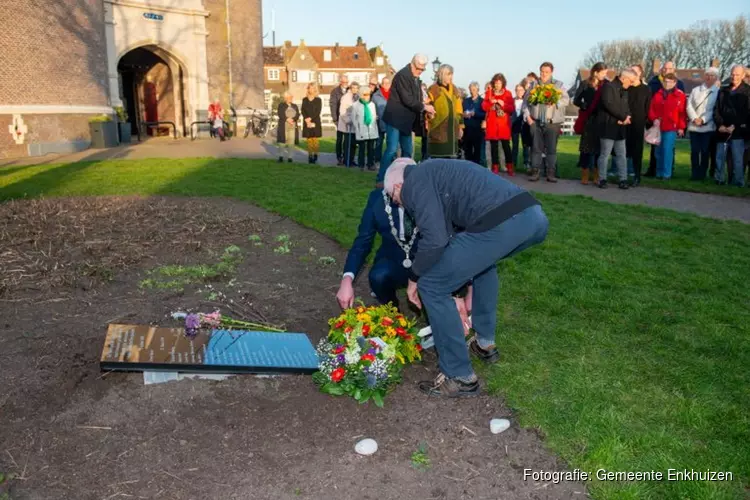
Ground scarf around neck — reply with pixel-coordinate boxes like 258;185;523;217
380;87;391;100
360;99;372;125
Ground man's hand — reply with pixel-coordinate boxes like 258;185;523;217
678;129;685;138
454;296;471;337
407;280;421;309
526;116;535;125
718;125;727;133
693;118;703;126
336;277;355;309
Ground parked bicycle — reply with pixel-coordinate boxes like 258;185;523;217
243;108;276;139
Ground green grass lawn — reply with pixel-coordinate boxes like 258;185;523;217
299;136;750;198
1;159;749;499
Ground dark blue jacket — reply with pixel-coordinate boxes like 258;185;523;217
343;189;418;277
401;159;538;280
462;96;486;130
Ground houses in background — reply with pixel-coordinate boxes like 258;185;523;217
263;37;395;128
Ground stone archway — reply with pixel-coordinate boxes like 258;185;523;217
117;45;188;137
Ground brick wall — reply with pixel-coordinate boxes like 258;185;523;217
203;0;264;110
0;0;109;106
0;114;93;159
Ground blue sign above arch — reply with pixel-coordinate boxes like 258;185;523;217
143;12;164;21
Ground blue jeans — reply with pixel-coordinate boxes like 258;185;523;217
417;204;549;378
480;139;487;166
369;258;409;306
690;131;712;180
715;139;746;187
655;131;677;179
598;138;627;181
377;124;414;183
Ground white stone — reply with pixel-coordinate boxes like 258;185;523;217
354;438;378;455
490;418;511;434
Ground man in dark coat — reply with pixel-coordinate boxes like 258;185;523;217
597;69;634;189
626;64;651;186
329;75;349;165
336;185;418;310
713;64;750;187
646;61;684;177
383;158;549;398
376;54;435;184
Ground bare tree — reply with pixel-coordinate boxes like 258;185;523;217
579;14;750;78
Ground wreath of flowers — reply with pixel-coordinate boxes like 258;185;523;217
312;303;422;407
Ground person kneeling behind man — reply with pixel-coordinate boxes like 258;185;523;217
384;158;549;398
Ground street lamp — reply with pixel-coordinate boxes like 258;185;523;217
431;57;441;82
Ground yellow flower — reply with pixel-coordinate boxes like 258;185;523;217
386;327;396;337
396;353;405;364
356;306;365;314
356;313;371;323
398;318;407;327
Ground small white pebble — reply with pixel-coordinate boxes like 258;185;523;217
490;418;511;434
354;438;378;455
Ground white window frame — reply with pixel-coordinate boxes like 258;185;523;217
267;69;280;80
376;56;384;66
324;49;332;61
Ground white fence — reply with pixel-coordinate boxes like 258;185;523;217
562;115;575;135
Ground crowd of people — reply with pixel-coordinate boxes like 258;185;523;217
573;61;750;188
271;55;750;189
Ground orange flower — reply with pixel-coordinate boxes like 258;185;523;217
345;326;353;333
544;91;551;98
416;344;423;352
334;319;346;329
356;306;365;314
381;317;394;327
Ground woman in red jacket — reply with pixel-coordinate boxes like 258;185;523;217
647;73;687;180
482;73;516;175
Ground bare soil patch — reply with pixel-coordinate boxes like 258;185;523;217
0;196;586;500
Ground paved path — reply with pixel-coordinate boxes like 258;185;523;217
2;137;748;224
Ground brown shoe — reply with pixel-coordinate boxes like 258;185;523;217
546;164;558;182
418;372;480;398
593;167;600;184
581;168;589;185
529;168;540;181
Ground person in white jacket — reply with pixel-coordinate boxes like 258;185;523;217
350;87;380;171
687;68;720;181
338;82;360;167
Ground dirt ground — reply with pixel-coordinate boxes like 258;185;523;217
0;196;587;500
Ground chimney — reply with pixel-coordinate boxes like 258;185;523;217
710;57;719;68
284;40;292;50
652;58;661;75
299;38;305;46
334;42;339;56
356;36;363;46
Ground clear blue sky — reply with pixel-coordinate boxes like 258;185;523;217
261;0;747;88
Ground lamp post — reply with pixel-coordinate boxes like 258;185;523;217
431;57;441;82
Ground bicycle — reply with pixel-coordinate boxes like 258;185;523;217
243;108;276;139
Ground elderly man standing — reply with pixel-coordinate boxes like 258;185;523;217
330;75;349;165
383;158;549;397
596;69;634;189
371;77;391;167
686;67;719;181
714;64;750;187
376;54;436;184
522;62;570;182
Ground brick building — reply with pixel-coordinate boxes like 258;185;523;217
263;38;394;128
0;0;264;159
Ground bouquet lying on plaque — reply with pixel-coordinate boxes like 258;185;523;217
312;303;422;407
171;310;284;337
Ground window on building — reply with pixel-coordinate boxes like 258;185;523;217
322;72;337;84
264;90;272;110
291;70;297;82
353;53;359;60
376;56;384;66
268;69;280;80
295;70;313;83
324;50;331;61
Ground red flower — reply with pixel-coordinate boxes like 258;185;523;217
333;345;346;354
362;324;371;336
381;317;394;327
345;326;353;333
331;367;345;383
360;353;376;363
544;91;551;98
403;334;413;341
395;327;407;337
334;320;346;329
416;344;423;352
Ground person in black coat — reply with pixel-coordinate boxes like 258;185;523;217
329;75;348;164
301;83;322;164
596;70;634;189
376;54;436;185
276;92;299;163
626;65;652;186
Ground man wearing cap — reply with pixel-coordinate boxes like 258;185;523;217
383;158;549;398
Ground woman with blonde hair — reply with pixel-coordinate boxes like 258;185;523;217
426;64;464;158
301;83;322;164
